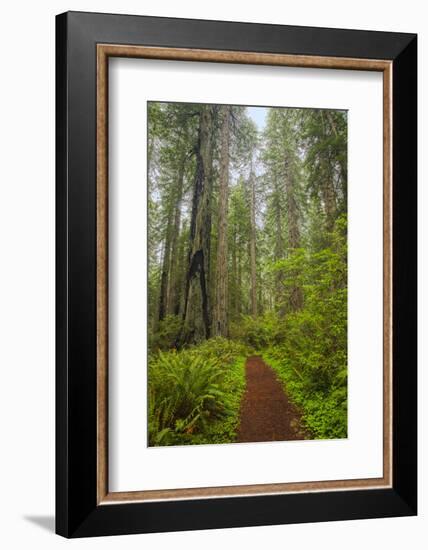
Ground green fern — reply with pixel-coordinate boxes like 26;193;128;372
148;338;247;446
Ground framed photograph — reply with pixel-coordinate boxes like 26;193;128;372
56;11;417;537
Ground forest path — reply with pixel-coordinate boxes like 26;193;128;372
237;356;305;443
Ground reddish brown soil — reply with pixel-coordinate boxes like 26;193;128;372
237;356;305;443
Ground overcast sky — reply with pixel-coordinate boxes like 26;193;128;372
246;106;267;132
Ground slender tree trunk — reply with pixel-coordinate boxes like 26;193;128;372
213;106;230;337
175;222;188;317
249;167;257;317
326;111;347;208
285;172;300;249
237;237;242;315
167;153;186;315
273;182;285;312
231;223;237;317
158;198;174;322
180;106;214;344
284;154;303;312
325;110;338;138
257;273;263;315
320;112;337;230
148;135;155;177
322;163;336;231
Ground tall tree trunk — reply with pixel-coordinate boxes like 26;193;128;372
167;153;186;315
320;111;337;230
180;106;214;344
257;273;263;315
147;135;155;177
273;181;285;312
158;198;174;322
284;154;303;312
231;223;237;317
326;111;347;208
237;237;242;314
325;110;338;138
322;162;336;231
249;167;257;317
175;221;188;317
213;106;230;337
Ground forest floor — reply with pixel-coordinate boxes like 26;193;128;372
237;356;306;443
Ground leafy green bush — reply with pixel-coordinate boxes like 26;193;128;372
148;337;248;446
236;312;285;349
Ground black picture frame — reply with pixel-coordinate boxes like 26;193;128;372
56;11;417;538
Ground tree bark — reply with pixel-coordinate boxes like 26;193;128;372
231;222;238;317
249;167;258;317
284;154;303;312
237;236;242;315
167;153;186;315
158;197;174;322
273;179;285;311
175;222;188;317
326;110;347;208
322;162;336;231
180;106;215;344
213;106;230;337
320;111;337;230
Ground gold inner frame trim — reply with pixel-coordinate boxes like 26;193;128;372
96;43;393;505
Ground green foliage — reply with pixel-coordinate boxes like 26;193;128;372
265;351;347;439
149;315;182;351
148;338;248;446
232;312;285;349
300;109;348;214
263;217;347;438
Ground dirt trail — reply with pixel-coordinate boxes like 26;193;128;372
237;356;305;443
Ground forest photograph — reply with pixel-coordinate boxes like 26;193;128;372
147;100;348;447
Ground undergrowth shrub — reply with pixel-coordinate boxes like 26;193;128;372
265;348;347;439
235;312;285;348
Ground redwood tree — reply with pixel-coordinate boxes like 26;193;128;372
213;105;231;336
180;105;216;343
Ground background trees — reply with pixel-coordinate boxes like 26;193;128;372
148;101;347;349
